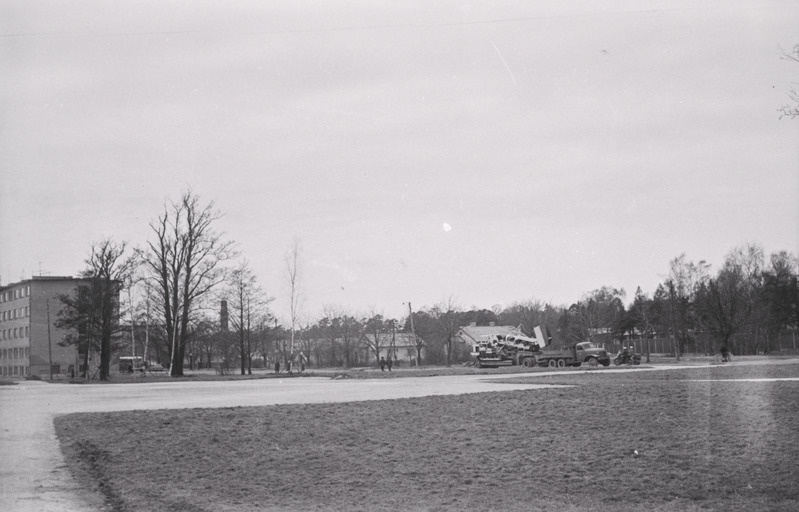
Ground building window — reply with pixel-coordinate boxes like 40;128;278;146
25;347;29;358
25;326;29;337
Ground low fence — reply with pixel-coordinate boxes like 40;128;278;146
602;332;798;356
603;338;677;356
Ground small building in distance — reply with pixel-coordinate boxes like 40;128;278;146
0;276;90;379
360;332;426;366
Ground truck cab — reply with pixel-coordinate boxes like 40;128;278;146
573;342;611;367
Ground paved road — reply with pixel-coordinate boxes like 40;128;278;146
2;359;797;511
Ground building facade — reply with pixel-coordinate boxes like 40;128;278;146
0;276;88;379
360;332;427;366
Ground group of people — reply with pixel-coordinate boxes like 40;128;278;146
379;355;393;371
274;352;307;374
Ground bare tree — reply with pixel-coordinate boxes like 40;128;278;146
284;238;303;366
695;245;765;353
667;254;711;354
225;260;272;375
406;302;424;366
57;238;137;380
499;299;545;336
780;44;799;119
142;190;234;377
363;307;391;366
430;296;461;366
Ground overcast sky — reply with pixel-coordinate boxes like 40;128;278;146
1;1;797;322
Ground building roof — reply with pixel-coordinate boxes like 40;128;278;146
362;332;425;351
0;275;80;290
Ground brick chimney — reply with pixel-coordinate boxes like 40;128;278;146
220;300;229;331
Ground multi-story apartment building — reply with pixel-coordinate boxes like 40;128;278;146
0;276;90;379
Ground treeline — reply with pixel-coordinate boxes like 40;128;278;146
58;190;798;378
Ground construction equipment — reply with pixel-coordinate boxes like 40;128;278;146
470;326;610;368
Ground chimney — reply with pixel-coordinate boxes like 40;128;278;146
220;300;229;331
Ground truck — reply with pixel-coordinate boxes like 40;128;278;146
470;326;611;369
535;341;611;368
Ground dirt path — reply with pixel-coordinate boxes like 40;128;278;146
2;358;797;511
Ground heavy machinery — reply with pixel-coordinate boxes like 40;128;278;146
470;326;611;368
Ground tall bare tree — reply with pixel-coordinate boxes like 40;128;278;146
225;260;273;375
57;239;136;380
142;190;234;377
666;254;711;353
284;238;303;365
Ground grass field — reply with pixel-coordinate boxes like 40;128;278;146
54;363;799;512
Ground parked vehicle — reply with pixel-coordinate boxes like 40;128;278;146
713;352;733;364
146;362;166;372
470;327;610;368
613;348;642;366
537;341;611;368
118;356;144;373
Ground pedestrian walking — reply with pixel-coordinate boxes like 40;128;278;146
386;356;393;372
379;356;386;371
274;360;280;374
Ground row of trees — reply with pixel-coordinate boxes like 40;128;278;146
57;190;798;379
558;247;798;357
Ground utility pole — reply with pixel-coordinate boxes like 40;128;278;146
408;301;419;366
46;299;53;381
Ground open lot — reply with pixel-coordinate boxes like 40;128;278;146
51;361;799;512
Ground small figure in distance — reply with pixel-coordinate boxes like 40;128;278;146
274;359;280;374
720;343;730;362
379;356;386;371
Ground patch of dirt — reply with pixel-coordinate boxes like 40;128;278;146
54;363;799;511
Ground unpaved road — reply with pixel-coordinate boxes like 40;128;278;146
1;359;797;511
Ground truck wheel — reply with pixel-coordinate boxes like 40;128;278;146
522;357;535;368
587;357;598;368
475;359;482;369
547;359;557;368
556;359;566;368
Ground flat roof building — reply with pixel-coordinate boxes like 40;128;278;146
0;276;90;379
